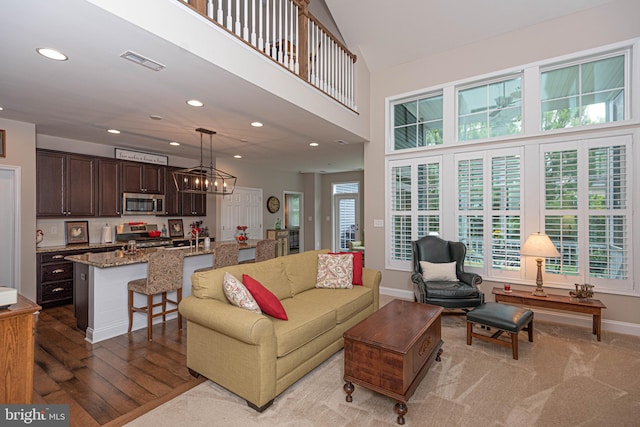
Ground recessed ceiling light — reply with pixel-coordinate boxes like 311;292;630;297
107;129;121;134
0;107;3;111
251;121;263;127
169;141;180;146
187;99;204;107
36;48;68;61
309;142;319;147
233;155;242;159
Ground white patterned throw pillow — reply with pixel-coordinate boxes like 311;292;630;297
223;272;262;313
316;254;353;289
420;260;458;281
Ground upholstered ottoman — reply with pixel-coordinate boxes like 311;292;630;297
466;302;533;360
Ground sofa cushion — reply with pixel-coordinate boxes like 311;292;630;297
316;254;353;289
294;286;372;324
243;274;288;320
274;298;336;357
329;251;363;285
192;257;291;301
223;272;261;314
420;260;458;281
285;249;330;296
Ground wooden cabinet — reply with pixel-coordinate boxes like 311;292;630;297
37;251;75;308
37;150;97;217
98;158;121;216
122;161;165;194
267;229;289;257
182;193;207;216
0;295;41;404
36;247;111;308
163;167;206;216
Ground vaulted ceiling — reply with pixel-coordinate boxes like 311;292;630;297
0;0;617;173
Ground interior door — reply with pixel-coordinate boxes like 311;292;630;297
220;187;263;241
334;194;360;252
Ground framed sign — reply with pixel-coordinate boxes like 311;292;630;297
0;129;5;157
115;148;168;165
66;221;89;244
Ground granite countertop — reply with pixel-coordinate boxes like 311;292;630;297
64;240;258;268
37;242;124;254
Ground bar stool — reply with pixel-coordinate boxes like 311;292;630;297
214;243;240;268
128;249;185;341
255;239;277;262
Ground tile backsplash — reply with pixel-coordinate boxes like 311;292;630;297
35;216;195;247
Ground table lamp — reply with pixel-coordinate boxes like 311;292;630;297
520;232;560;297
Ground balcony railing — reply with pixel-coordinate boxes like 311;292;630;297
181;0;358;111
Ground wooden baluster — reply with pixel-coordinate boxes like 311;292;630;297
217;0;224;23
226;0;233;30
243;0;249;41
235;0;241;36
252;0;257;47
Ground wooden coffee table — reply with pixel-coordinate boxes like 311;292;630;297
492;287;607;341
343;299;443;425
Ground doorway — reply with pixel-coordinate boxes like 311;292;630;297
284;191;303;253
0;166;20;290
332;182;360;252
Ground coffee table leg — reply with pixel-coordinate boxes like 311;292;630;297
395;402;407;425
436;347;443;362
344;381;354;402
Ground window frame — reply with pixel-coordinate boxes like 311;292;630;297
389;91;444;152
383;38;638;296
540;49;630;131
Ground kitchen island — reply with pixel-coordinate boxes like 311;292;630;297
65;241;257;343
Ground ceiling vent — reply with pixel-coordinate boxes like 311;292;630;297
120;51;165;71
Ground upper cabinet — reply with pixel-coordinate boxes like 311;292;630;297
163;166;181;216
97;159;121;216
37;150;96;217
121;161;165;194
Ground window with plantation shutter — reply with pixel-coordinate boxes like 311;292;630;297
457;157;484;266
390;165;412;262
491;154;521;270
542;137;631;289
388;158;441;268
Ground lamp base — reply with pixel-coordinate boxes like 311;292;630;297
531;287;548;297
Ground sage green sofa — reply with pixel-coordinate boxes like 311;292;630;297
178;249;381;411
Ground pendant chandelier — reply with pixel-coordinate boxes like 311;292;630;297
172;127;237;195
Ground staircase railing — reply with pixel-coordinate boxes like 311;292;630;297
181;0;357;111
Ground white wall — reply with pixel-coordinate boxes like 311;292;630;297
0;118;37;300
364;0;640;326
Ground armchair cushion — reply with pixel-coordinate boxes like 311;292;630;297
419;260;457;282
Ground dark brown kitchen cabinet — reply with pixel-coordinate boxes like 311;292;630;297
37;150;96;217
98;158;121;216
121;161;165;194
163;166;181;216
182;193;207;216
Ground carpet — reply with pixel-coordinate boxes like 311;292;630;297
125;316;640;426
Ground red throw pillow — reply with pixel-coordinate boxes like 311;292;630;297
242;274;288;320
328;251;363;286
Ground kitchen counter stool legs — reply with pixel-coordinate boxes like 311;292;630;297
127;249;185;341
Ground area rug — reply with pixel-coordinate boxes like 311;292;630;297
125;316;640;426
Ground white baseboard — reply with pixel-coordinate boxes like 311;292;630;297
379;286;640;337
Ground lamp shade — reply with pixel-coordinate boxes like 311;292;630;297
520;232;560;258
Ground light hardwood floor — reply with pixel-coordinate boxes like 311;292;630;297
33;304;203;427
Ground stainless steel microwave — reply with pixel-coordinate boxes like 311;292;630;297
122;193;165;215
